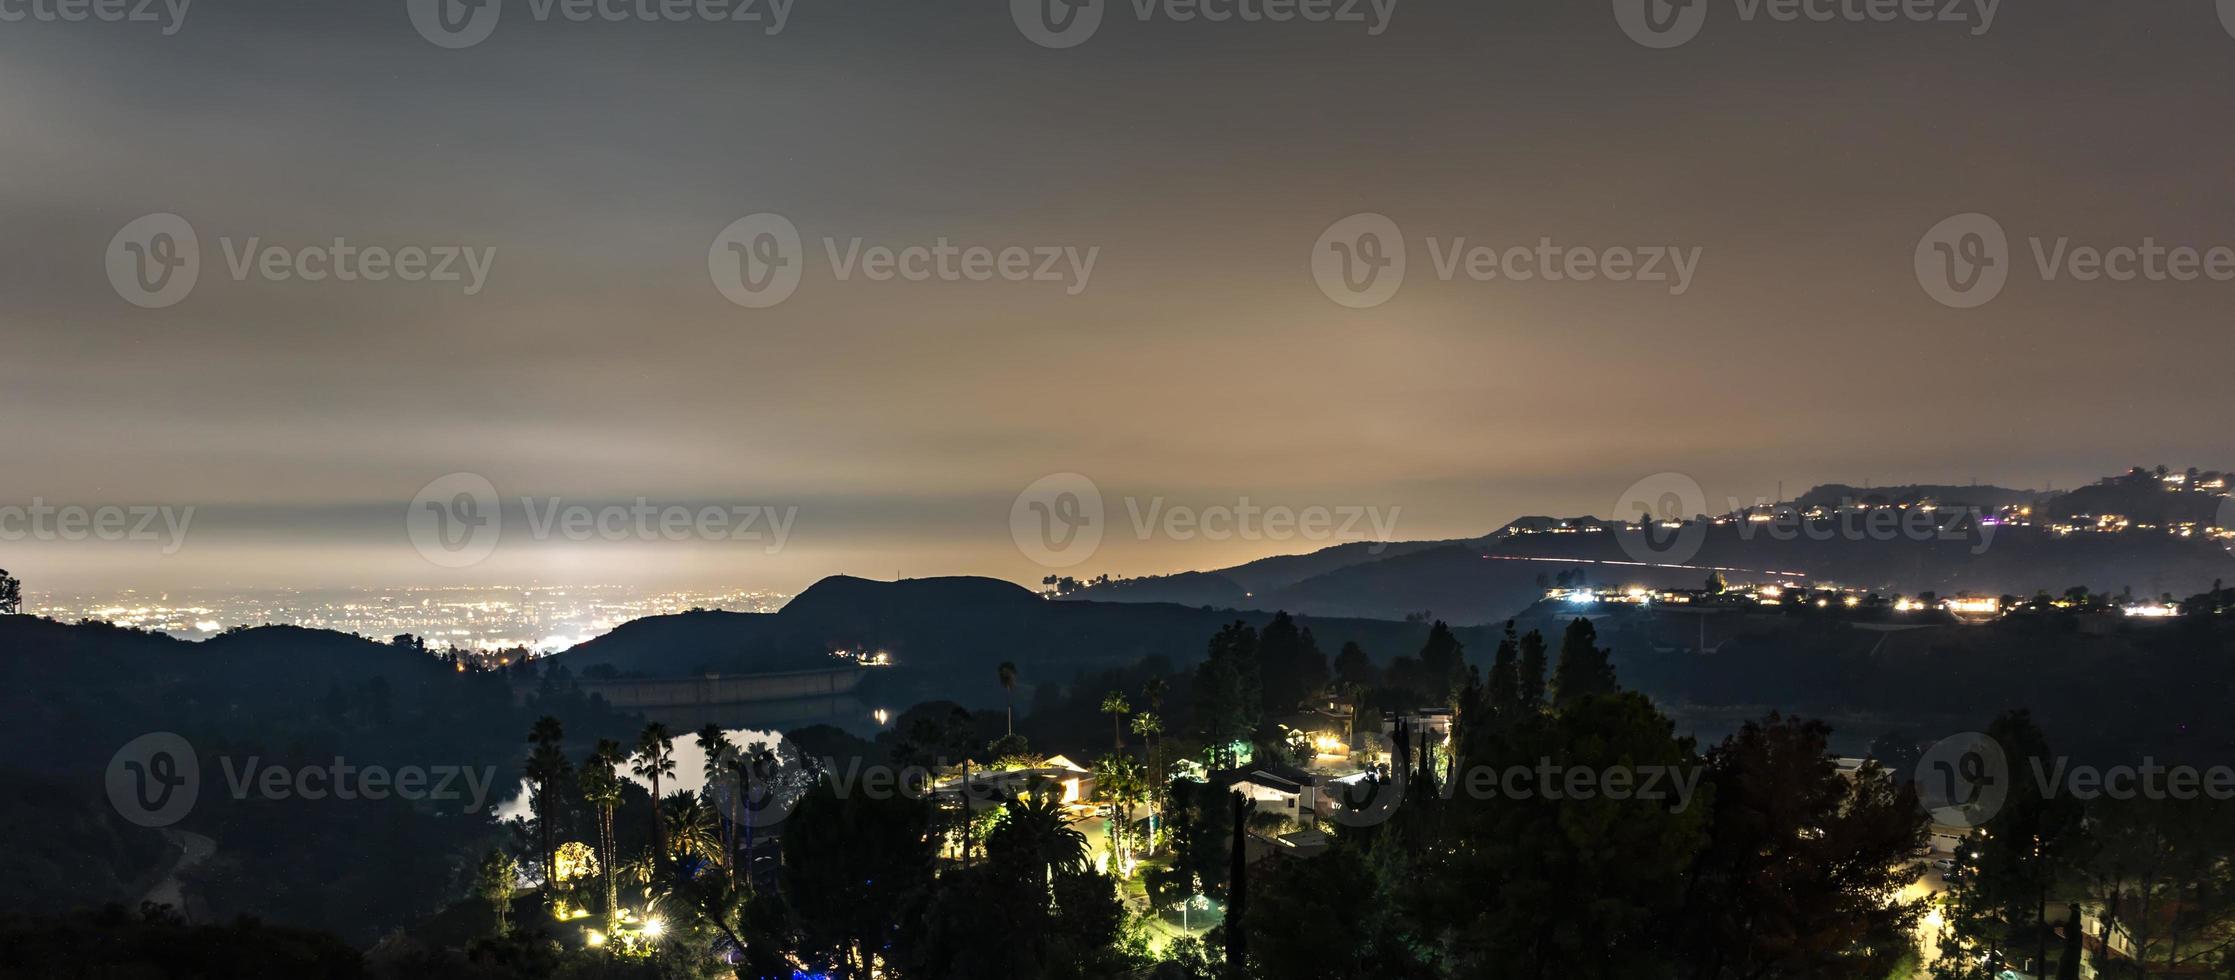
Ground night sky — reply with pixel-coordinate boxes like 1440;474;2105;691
3;0;2229;591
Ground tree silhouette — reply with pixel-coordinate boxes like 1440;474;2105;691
694;724;735;880
664;790;723;867
1226;791;1250;979
1516;628;1548;707
474;849;515;939
986;784;1089;895
578;739;625;933
998;661;1019;735
523;717;571;888
1101;691;1131;751
1681;714;1927;979
1487;621;1520;713
0;569;20;615
1551;618;1618;707
631;724;677;868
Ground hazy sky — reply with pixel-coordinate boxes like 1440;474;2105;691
3;0;2231;593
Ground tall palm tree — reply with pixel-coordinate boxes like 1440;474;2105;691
1129;711;1163;853
1100;691;1130;752
632;723;677;862
694;725;736;881
1143;678;1168;829
997;661;1019;736
579;739;625;933
524;716;572;888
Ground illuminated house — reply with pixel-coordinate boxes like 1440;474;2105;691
1209;762;1321;825
936;755;1092;814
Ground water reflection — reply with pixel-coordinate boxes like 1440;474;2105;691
493;696;894;822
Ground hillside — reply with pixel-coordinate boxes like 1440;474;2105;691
1056;473;2235;624
548;575;1503;707
1793;483;2040;511
1523;595;2235;764
2038;466;2230;529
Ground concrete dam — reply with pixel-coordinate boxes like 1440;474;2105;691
567;666;867;710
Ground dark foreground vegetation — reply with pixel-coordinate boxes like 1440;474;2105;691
3;568;2235;978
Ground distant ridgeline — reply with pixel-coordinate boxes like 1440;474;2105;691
1062;468;2235;623
544;574;1507;709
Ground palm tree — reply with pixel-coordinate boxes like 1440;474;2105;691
1143;677;1168;838
1129;711;1164;853
664;790;724;867
727;752;756;878
997;661;1019;736
987;783;1088;894
524;717;571;888
695;725;736;880
1093;753;1145;874
579;739;625;933
1100;691;1130;751
632;723;677;862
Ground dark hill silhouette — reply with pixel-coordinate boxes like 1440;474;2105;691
787;573;1042;612
1208;539;1467;593
1794;482;2039;511
548;575;1500;708
1057;570;1251;607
